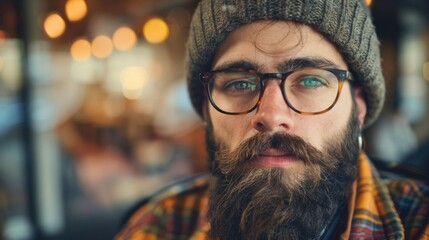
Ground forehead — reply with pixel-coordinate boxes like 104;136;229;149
212;20;349;72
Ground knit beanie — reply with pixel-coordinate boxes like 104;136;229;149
186;0;385;127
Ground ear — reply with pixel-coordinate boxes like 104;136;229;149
353;87;367;129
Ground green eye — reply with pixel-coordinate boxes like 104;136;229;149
222;74;259;93
300;77;326;88
230;81;257;91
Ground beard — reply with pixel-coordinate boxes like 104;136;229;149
205;107;361;240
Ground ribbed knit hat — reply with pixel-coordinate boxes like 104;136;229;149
186;0;385;127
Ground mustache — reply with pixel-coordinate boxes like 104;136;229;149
215;132;336;175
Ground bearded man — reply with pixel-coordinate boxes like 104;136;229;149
116;0;429;239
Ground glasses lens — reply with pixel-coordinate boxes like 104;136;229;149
208;71;260;113
284;68;339;113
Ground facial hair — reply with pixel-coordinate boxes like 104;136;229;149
205;107;360;240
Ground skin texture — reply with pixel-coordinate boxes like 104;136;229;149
207;21;367;158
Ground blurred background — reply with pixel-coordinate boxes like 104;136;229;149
0;0;428;239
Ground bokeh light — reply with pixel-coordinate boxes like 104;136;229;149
120;66;148;100
91;35;113;59
143;18;169;44
70;38;91;62
424;62;429;81
65;0;88;22
113;27;137;51
43;13;66;38
365;0;373;6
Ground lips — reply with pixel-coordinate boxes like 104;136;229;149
259;148;291;157
252;148;299;168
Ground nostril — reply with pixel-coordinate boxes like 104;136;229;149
255;122;266;132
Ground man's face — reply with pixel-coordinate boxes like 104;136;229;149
205;21;367;239
208;20;366;176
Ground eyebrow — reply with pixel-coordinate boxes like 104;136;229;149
212;59;264;72
212;57;342;73
277;57;341;72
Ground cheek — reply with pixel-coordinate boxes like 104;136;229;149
300;90;353;150
209;107;252;151
323;91;353;135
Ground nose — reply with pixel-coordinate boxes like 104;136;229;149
251;80;295;132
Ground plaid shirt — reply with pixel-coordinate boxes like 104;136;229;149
116;153;429;239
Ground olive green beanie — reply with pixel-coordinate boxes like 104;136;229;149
186;0;385;127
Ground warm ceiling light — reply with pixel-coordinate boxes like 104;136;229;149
91;35;113;59
424;62;429;81
44;13;66;38
120;66;148;100
113;27;137;51
71;38;91;62
365;0;373;7
143;18;169;44
65;0;88;22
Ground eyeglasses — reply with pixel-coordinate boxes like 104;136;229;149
200;67;354;115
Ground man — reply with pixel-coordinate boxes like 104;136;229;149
116;0;429;239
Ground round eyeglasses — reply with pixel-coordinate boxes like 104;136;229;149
200;67;355;115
